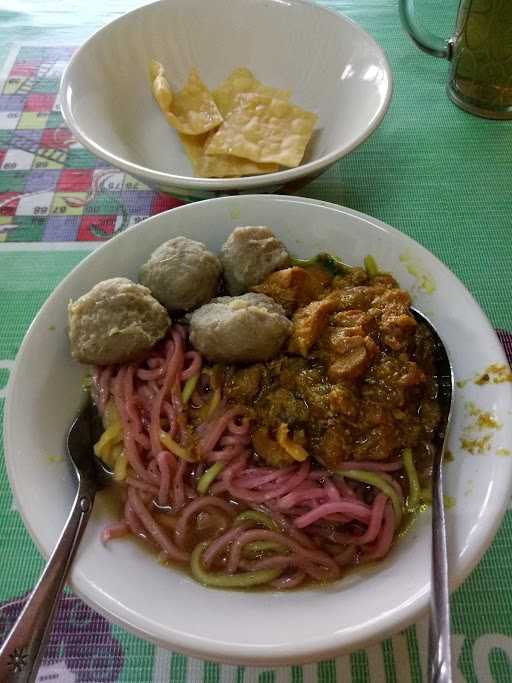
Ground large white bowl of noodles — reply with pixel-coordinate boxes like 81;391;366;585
5;196;512;664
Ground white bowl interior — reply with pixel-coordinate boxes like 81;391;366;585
6;196;512;664
61;0;391;184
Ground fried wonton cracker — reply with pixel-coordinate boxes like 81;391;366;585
149;60;223;135
179;132;280;178
212;67;290;118
204;93;317;168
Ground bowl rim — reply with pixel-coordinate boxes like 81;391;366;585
5;195;512;665
59;0;393;191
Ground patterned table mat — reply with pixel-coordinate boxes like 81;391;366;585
0;39;511;683
0;46;184;244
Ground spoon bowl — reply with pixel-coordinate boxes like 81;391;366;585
411;308;454;683
0;399;106;683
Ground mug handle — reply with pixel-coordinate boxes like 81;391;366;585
399;0;452;59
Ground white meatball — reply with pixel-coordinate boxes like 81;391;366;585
68;277;170;365
189;293;292;363
220;226;289;295
140;236;221;311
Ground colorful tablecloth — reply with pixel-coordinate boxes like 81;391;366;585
0;2;511;682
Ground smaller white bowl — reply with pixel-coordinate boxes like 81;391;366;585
60;0;392;199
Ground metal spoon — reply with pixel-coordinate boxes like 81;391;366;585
0;399;107;683
411;308;454;683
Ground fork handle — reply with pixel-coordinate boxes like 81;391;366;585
0;485;94;683
429;452;453;683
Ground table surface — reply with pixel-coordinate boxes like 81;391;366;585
0;1;511;682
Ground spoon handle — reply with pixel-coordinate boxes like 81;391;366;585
429;448;452;683
0;485;94;683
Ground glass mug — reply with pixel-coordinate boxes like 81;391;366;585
400;0;512;119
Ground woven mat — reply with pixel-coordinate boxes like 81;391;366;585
0;46;184;243
0;16;512;683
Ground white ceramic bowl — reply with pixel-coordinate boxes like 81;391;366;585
59;0;392;200
5;196;512;665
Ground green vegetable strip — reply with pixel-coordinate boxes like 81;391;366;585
364;255;379;278
234;510;279;531
340;470;403;523
191;542;282;588
420;487;432;504
242;541;287;559
403;448;420;512
181;374;199;404
290;256;314;268
290;252;351;276
197;462;225;495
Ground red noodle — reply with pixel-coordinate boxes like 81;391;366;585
94;325;407;589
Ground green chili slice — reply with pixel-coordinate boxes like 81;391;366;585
242;541;287;559
191;542;282;588
364;255;379;278
181;374;199;404
197;462;225;495
403;448;420;512
290;252;351;277
340;469;403;523
234;510;280;531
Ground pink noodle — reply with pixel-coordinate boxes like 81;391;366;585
101;521;128;543
161;400;178;438
310;525;359;546
96;366;113;414
112;369;157;484
174;496;234;548
173;459;187;510
137;363;165;381
174;323;187;339
198;407;247;455
334;476;357;498
263;508;317;549
226;529;339;576
336;460;403;472
209;480;228;495
294;500;371;528
221;454;248;480
277;488;329;510
127;488;188;563
157;451;176;507
202;525;249;568
335;544;356;567
126;477;160;496
137;384;156;411
238;556;294;572
225;461;310;504
271;570;306;590
149;331;184;458
181;351;202;380
365;503;395;560
324;479;342;501
356;493;387;545
220;434;251;447
147;459;159;478
208;447;244;463
234;467;294;489
124;501;146;539
94;323;407;588
170;380;183;418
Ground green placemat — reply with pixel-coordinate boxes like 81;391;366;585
1;0;511;681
